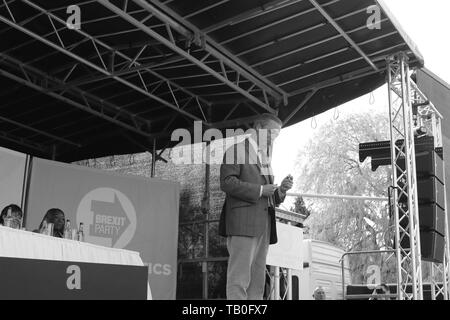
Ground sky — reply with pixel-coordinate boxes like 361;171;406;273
271;0;450;189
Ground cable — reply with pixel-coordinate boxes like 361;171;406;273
333;107;340;120
311;116;317;129
369;91;375;105
387;186;395;220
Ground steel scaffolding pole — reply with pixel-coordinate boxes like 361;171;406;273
286;222;292;300
269;267;275;300
274;266;280;300
387;53;423;300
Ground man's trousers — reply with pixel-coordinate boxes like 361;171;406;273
226;212;270;300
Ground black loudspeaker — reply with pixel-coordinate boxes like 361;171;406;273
417;177;446;208
419;203;446;235
398;177;445;208
415;150;444;184
398;202;447;236
420;230;445;263
399;229;445;263
396;148;446;263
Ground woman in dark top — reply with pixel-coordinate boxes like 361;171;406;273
36;208;66;238
0;204;23;228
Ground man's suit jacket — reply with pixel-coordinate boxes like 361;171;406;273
219;138;285;245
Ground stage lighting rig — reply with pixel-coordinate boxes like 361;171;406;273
358;135;436;171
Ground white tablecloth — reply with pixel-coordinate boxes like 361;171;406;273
0;225;152;299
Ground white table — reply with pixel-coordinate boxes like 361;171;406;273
0;225;152;299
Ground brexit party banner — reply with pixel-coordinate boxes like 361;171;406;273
26;158;180;300
0;147;27;210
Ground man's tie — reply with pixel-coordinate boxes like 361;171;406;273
258;149;275;208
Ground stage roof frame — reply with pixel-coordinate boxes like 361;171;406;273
0;0;423;161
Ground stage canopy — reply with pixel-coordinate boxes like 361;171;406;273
0;0;423;162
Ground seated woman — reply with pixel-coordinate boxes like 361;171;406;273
0;204;23;229
35;208;66;238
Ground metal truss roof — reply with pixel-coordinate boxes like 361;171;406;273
0;0;423;161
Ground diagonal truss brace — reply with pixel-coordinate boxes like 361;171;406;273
308;0;379;71
0;113;81;148
97;0;283;113
146;0;288;102
0;53;152;138
0;0;207;125
0;129;50;155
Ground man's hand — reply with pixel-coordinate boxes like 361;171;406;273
279;175;294;194
262;184;278;197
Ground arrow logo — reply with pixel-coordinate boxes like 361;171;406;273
89;193;130;246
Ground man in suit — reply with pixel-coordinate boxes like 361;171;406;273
219;113;293;300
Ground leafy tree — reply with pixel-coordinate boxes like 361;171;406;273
287;196;311;231
293;111;397;284
290;196;311;218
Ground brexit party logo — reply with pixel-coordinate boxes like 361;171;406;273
76;188;137;248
